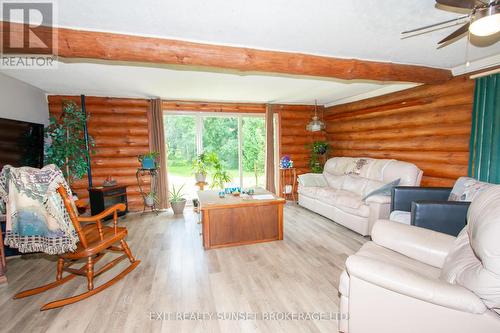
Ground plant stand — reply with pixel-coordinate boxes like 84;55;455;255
279;167;297;203
136;168;159;214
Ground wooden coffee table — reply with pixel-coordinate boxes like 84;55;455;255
198;189;285;249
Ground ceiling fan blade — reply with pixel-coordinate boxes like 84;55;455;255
401;14;469;34
436;0;477;9
438;22;470;44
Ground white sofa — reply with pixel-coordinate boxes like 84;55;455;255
338;185;500;333
298;157;422;236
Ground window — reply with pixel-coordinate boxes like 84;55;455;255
164;112;267;199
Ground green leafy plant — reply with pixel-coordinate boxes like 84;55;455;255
138;151;159;162
169;184;186;203
204;152;231;189
310;141;329;155
191;153;212;175
144;192;158;206
45;100;93;185
307;141;330;173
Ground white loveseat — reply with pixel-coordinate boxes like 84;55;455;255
338;186;500;333
298;157;422;236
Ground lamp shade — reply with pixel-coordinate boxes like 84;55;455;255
306;116;325;132
470;5;500;36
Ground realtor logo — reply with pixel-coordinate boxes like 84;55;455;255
1;1;57;68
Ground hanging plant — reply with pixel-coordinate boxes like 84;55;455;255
44;100;94;185
307;141;330;173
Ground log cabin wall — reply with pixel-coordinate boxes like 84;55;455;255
324;77;475;187
48;96;319;209
276;104;326;176
47;96;151;211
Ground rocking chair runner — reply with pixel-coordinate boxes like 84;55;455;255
13;186;140;311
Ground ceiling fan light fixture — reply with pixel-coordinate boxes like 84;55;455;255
469;5;500;36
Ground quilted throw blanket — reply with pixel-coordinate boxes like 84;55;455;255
0;164;78;254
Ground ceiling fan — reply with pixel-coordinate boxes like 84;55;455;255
402;0;500;45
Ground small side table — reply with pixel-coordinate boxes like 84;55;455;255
279;168;297;203
195;181;208;191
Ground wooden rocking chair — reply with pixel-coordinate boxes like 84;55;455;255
13;186;140;310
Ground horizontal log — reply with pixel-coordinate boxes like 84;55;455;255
163;101;266;113
330;150;469;165
414;161;467;179
47;95;150;108
421;176;456;187
325;77;473;114
328;124;471;141
94;135;149;147
327;105;471;133
91;157;142;168
93;147;150;158
4;22;450;83
281;136;325;145
88;115;148;126
88;127;149;137
325;93;472;122
331;135;469;152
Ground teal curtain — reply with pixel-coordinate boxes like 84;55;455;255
468;74;500;183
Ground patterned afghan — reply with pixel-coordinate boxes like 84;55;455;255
0;164;78;254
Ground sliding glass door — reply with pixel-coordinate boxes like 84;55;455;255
164;113;266;199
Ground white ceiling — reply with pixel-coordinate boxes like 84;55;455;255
2;0;498;105
0;61;417;105
47;0;500;69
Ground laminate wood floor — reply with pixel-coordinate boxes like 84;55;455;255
0;204;366;333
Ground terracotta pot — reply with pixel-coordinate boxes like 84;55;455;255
170;199;186;215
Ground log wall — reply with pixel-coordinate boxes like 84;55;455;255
324;77;475;187
48;97;317;209
276;104;326;176
48;96;151;211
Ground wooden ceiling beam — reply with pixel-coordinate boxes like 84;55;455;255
2;21;452;83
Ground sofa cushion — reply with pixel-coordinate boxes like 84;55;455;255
297;185;320;198
297;173;328;187
441;185;500;313
323;173;345;189
356;241;441;279
341;175;368;196
389;210;411;225
448;176;493;202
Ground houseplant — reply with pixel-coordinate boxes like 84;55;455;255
308;141;330;173
138;151;159;170
206;153;232;189
169;184;187;214
45;100;93;186
144;192;157;207
191;153;210;183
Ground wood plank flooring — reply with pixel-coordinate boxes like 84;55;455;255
0;204;366;333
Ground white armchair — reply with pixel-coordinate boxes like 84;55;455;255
338;185;500;333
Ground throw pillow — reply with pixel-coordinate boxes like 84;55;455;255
362;178;400;201
448;177;493;202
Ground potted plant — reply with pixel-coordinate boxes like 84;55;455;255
191;153;210;183
45;100;94;186
307;141;330;173
138;151;159;170
205;153;232;189
169;184;187;214
144;192;157;207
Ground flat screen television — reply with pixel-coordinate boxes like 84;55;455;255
0;117;44;170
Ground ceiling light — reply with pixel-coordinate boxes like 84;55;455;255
306;100;325;132
469;4;500;36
